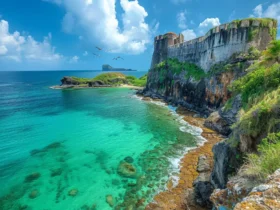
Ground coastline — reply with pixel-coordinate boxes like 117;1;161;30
140;97;223;210
50;84;144;90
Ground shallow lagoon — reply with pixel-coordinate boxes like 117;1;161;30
0;71;203;209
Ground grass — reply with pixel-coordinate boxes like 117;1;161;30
229;40;280;109
241;132;280;181
67;72;147;87
125;74;147;87
154;58;206;81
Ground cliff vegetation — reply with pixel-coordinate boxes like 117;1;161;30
59;72;147;88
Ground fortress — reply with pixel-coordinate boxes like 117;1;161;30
151;18;277;71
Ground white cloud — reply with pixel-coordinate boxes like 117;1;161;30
252;3;280;23
45;0;157;54
0;19;62;62
83;51;88;56
182;29;196;41
170;0;187;5
177;11;187;29
199;18;220;28
253;4;263;18
70;55;79;63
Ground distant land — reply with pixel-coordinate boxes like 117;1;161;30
102;64;137;72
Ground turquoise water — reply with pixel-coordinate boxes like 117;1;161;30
0;71;203;210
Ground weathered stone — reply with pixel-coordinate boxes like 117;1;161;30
117;161;137;178
68;189;78;197
29;189;39;199
106;195;114;207
194;182;214;209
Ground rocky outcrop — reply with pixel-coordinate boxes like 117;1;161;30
194;155;213;209
211;169;280;210
205;95;242;136
210;141;240;189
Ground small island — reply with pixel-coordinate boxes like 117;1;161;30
102;64;137;72
51;72;147;89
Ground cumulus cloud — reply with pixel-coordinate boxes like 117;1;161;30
252;3;280;23
0;19;62;62
181;29;196;41
170;0;187;5
70;55;79;63
45;0;157;54
199;18;220;28
177;11;187;29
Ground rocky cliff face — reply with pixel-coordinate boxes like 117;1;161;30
142;17;279;210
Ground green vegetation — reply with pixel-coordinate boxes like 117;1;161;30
230;41;280;108
248;28;259;42
67;72;147;87
228;40;280;157
243;132;280;181
125;74;147;87
92;72;126;84
155;58;206;81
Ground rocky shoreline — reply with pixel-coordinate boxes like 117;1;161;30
139;96;223;210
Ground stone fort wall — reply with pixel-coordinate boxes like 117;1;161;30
151;18;277;71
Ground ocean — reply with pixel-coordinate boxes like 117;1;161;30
0;71;204;210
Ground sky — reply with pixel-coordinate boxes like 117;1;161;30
0;0;279;71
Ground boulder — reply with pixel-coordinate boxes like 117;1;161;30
29;189;39;199
68;189;78;197
124;156;134;163
117;161;137;178
106;195;114;207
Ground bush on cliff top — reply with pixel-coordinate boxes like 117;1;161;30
155;58;206;81
242;132;280;181
126;74;147;87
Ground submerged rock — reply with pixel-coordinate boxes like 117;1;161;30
68;189;78;197
124;156;134;163
29;189;39;199
24;172;41;183
117;161;137;178
106;195;114;207
50;168;63;177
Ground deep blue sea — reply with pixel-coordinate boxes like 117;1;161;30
0;71;204;210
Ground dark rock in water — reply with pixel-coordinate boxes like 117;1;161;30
50;168;63;177
211;141;239;189
29;189;39;199
117;161;137;178
194;181;214;209
44;142;62;150
68;189;78;197
19;205;29;210
106;195;114;207
25;173;41;183
30;149;41;156
124;156;134;163
112;179;120;186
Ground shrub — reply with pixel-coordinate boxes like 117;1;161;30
126;74;147;87
242;132;280;181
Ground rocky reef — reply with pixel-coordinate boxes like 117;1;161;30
140;17;280;210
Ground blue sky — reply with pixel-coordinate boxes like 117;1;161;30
0;0;279;71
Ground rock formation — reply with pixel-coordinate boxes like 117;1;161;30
140;17;279;210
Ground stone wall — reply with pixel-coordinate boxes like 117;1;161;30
151;18;277;71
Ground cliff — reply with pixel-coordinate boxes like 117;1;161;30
151;18;277;71
140;17;280;210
